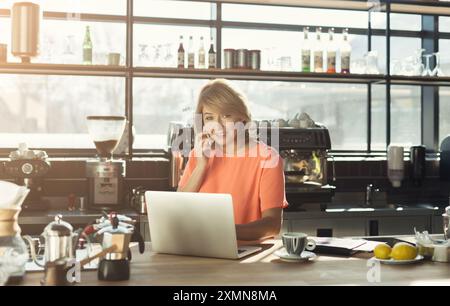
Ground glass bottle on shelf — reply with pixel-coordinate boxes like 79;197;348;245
83;25;93;65
326;28;337;73
340;28;351;74
301;27;311;73
188;36;195;69
208;37;216;69
177;35;185;69
313;27;324;73
198;36;206;69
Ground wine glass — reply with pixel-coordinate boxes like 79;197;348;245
432;52;444;77
413;48;425;76
138;44;150;67
422;54;433;77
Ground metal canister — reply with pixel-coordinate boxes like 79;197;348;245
236;49;248;69
249;49;261;70
11;2;41;63
223;48;235;69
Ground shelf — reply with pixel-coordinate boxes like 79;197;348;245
0;63;127;77
2;64;450;86
133;67;385;83
388;75;450;86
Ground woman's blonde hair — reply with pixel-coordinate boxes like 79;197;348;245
196;79;252;125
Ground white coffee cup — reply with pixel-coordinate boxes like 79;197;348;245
107;52;122;66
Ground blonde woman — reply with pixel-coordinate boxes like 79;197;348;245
178;79;288;241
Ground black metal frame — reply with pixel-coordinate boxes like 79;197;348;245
0;0;448;158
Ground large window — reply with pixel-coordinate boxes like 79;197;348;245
134;79;367;150
0;75;125;148
0;0;443;153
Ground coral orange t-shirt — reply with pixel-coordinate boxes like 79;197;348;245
178;142;288;225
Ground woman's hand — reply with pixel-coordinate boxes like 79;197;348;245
194;132;213;169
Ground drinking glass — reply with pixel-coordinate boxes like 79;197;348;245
365;51;379;74
138;44;150;67
413;49;425;76
422;54;433;76
432;52;444;77
391;59;401;75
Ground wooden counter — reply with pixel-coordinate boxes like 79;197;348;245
17;237;450;286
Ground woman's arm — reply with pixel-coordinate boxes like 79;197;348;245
177;162;208;192
235;207;283;241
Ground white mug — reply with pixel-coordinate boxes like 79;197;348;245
432;243;450;263
107;52;123;66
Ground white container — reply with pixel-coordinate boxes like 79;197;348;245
387;145;404;188
11;2;41;63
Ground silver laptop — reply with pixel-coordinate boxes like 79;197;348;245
145;191;262;259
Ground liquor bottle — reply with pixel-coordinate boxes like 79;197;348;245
208;37;216;69
313;27;323;73
341;28;352;74
83;26;93;65
188;36;195;69
177;35;185;69
301;27;311;73
198;36;206;69
326;28;337;73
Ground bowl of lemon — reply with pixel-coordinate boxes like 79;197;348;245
372;242;424;265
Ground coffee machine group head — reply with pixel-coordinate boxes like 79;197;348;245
3;143;51;210
85;116;127;210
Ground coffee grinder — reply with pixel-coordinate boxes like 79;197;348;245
86;116;126;211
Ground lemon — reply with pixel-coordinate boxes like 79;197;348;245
374;243;392;260
390;242;418;261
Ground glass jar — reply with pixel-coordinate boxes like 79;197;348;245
0;208;29;283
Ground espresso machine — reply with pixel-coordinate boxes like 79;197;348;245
86;116;126;210
259;125;335;210
3;143;51;210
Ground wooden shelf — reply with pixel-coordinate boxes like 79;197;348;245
0;63;127;77
133;67;385;84
2;63;450;86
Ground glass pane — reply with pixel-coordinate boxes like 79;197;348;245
439;88;450;147
223;4;368;28
372;13;421;31
390;86;421;148
0;18;126;65
222;28;367;72
439;40;450;77
0;75;125;148
134;24;215;67
372;36;421;74
439;16;450;32
133;78;207;149
0;0;126;15
134;79;367;150
372;85;387;150
134;0;213;20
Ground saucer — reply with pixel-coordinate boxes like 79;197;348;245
274;248;316;262
370;255;424;265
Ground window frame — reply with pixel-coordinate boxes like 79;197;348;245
0;0;446;157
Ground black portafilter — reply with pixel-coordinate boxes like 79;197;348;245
410;145;426;186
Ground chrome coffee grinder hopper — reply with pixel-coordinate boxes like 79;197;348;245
85;116;127;210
